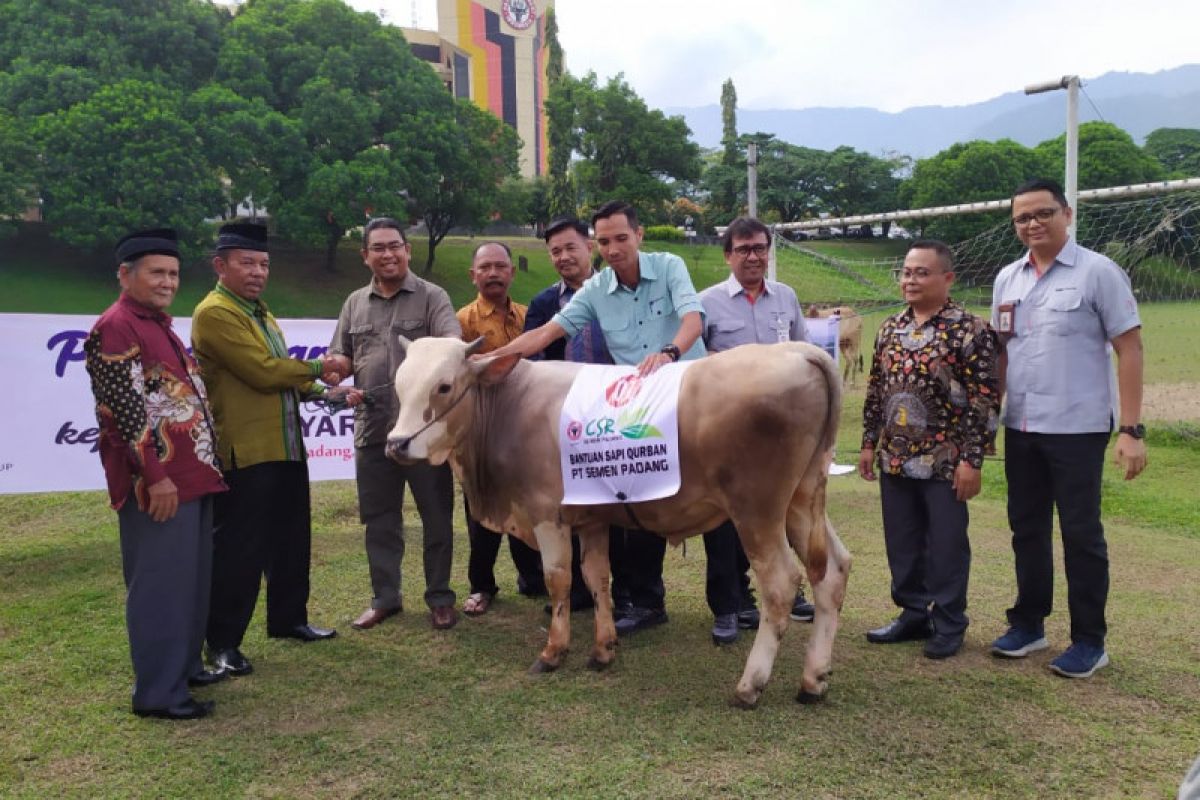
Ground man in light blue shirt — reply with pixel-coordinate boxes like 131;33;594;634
988;178;1147;679
488;200;706;635
699;217;815;645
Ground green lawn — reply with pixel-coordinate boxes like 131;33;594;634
2;231;1198;797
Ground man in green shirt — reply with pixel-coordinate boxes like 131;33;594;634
191;223;340;678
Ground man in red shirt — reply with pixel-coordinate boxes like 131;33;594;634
85;228;228;719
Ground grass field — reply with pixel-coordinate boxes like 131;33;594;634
2;232;1199;797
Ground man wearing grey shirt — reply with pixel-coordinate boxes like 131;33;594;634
325;217;462;632
989;179;1147;679
699;216;815;645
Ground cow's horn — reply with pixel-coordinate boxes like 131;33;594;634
397;335;411;351
465;336;486;356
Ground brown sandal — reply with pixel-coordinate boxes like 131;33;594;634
463;592;493;616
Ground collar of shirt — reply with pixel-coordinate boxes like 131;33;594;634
471;293;518;320
721;273;773;299
556;270;594;299
369;269;418;299
603;253;659;295
117;291;172;324
898;299;959;326
214;281;269;318
1022;238;1079;275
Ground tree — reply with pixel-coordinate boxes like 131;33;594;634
822;146;900;228
901;139;1050;242
542;8;575;219
1035;121;1163;190
34;79;224;251
218;0;455;269
392;99;520;272
720;79;738;167
0;111;35;224
570;72;701;222
1143;128;1200;179
753;135;828;222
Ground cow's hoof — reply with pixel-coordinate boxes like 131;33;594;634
586;655;613;672
795;689;825;705
731;690;761;710
528;658;559;675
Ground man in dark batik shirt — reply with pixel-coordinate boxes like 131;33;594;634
86;228;228;720
858;239;999;660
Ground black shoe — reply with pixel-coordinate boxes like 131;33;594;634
790;593;816;622
924;633;965;660
614;606;668;636
210;647;253;676
737;606;761;630
865;617;932;644
187;668;228;688
613;602;633;622
133;698;214;720
268;623;338;642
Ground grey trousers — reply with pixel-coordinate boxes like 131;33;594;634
118;495;212;711
356;443;455;610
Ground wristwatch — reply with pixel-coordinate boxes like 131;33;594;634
1118;424;1145;439
660;344;681;362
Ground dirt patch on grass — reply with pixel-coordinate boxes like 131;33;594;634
1143;382;1200;421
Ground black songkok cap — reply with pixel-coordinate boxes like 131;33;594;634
216;222;269;252
115;228;179;265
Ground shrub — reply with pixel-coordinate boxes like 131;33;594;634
643;225;684;242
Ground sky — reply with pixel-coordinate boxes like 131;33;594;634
347;0;1199;112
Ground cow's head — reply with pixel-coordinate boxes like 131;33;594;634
384;336;520;464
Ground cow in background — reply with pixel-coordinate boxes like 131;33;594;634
808;305;864;386
385;338;852;708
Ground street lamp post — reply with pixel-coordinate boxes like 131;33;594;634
1025;75;1080;236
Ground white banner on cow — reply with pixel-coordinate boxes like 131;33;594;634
559;362;693;505
0;312;357;495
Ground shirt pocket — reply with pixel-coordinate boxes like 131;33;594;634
1043;288;1083;336
646;293;670;317
598;309;634;354
392;318;428;342
349;324;378;353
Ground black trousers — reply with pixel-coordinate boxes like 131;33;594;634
1004;429;1110;646
702;520;753;616
207;460;312;650
614;527;666;610
879;473;971;636
465;496;545;597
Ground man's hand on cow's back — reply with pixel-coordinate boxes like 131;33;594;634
857;447;876;481
637;351;673;376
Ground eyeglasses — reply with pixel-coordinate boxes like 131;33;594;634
1012;208;1060;227
368;242;406;254
731;244;769;258
894;268;944;282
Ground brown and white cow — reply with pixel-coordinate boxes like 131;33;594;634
808;305;864;386
385;337;851;708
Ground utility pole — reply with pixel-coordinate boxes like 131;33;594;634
1025;75;1080;236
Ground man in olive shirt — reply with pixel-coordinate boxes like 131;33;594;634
325;218;462;631
192;223;339;679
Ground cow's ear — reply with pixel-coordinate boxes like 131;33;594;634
397;335;411;351
470;352;521;385
464;336;486;356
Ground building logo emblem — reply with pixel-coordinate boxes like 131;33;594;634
501;0;536;30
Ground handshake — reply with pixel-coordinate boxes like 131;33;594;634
318;354;365;409
319;354;353;386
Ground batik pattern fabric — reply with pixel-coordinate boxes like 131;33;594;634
85;294;225;509
861;301;999;481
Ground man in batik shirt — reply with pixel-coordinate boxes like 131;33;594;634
858;239;999;660
86;228;227;720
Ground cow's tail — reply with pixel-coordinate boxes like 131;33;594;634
800;345;842;585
